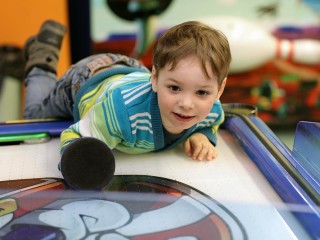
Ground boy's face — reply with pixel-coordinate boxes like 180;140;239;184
151;56;226;134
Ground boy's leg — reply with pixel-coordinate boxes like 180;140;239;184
24;67;63;119
23;19;149;119
24;20;66;75
23;53;128;119
62;53;150;111
23;20;71;119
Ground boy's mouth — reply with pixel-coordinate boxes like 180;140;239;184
173;112;195;122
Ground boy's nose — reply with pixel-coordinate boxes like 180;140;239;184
178;94;194;109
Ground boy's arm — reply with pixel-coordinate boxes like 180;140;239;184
183;110;225;161
183;132;218;161
59;107;122;155
60;122;82;155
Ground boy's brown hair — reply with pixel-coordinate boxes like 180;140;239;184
152;21;231;86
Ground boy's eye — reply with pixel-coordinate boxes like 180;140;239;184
169;86;180;92
196;90;209;96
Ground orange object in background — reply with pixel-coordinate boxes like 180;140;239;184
0;0;71;119
0;0;71;77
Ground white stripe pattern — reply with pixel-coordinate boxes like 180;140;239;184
197;113;219;127
121;82;151;105
131;119;152;128
207;113;219;118
129;112;153;135
132;126;153;134
96;78;128;102
121;82;145;94
124;87;151;105
129;112;151;120
122;83;150;99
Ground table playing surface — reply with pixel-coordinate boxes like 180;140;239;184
0;125;317;239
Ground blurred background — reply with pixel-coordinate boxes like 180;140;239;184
0;0;319;149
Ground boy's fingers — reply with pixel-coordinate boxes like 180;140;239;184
196;145;210;161
206;150;215;161
184;137;217;161
183;139;192;156
192;144;203;160
207;148;218;161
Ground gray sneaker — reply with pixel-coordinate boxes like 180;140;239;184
37;20;66;49
24;20;67;75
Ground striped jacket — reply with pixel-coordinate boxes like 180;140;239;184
60;67;224;154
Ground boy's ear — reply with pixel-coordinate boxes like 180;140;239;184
151;66;158;92
216;77;227;100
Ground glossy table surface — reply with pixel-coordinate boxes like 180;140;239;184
0;126;316;239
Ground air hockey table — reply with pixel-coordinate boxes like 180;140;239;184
0;104;319;240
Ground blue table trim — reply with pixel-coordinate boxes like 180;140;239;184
0;121;73;136
251;117;320;194
225;115;320;239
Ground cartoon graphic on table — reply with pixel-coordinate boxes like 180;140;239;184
0;177;247;239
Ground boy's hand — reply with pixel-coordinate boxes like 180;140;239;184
183;133;218;161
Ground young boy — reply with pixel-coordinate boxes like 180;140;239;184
23;20;231;190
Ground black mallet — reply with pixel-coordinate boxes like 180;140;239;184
60;137;115;190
